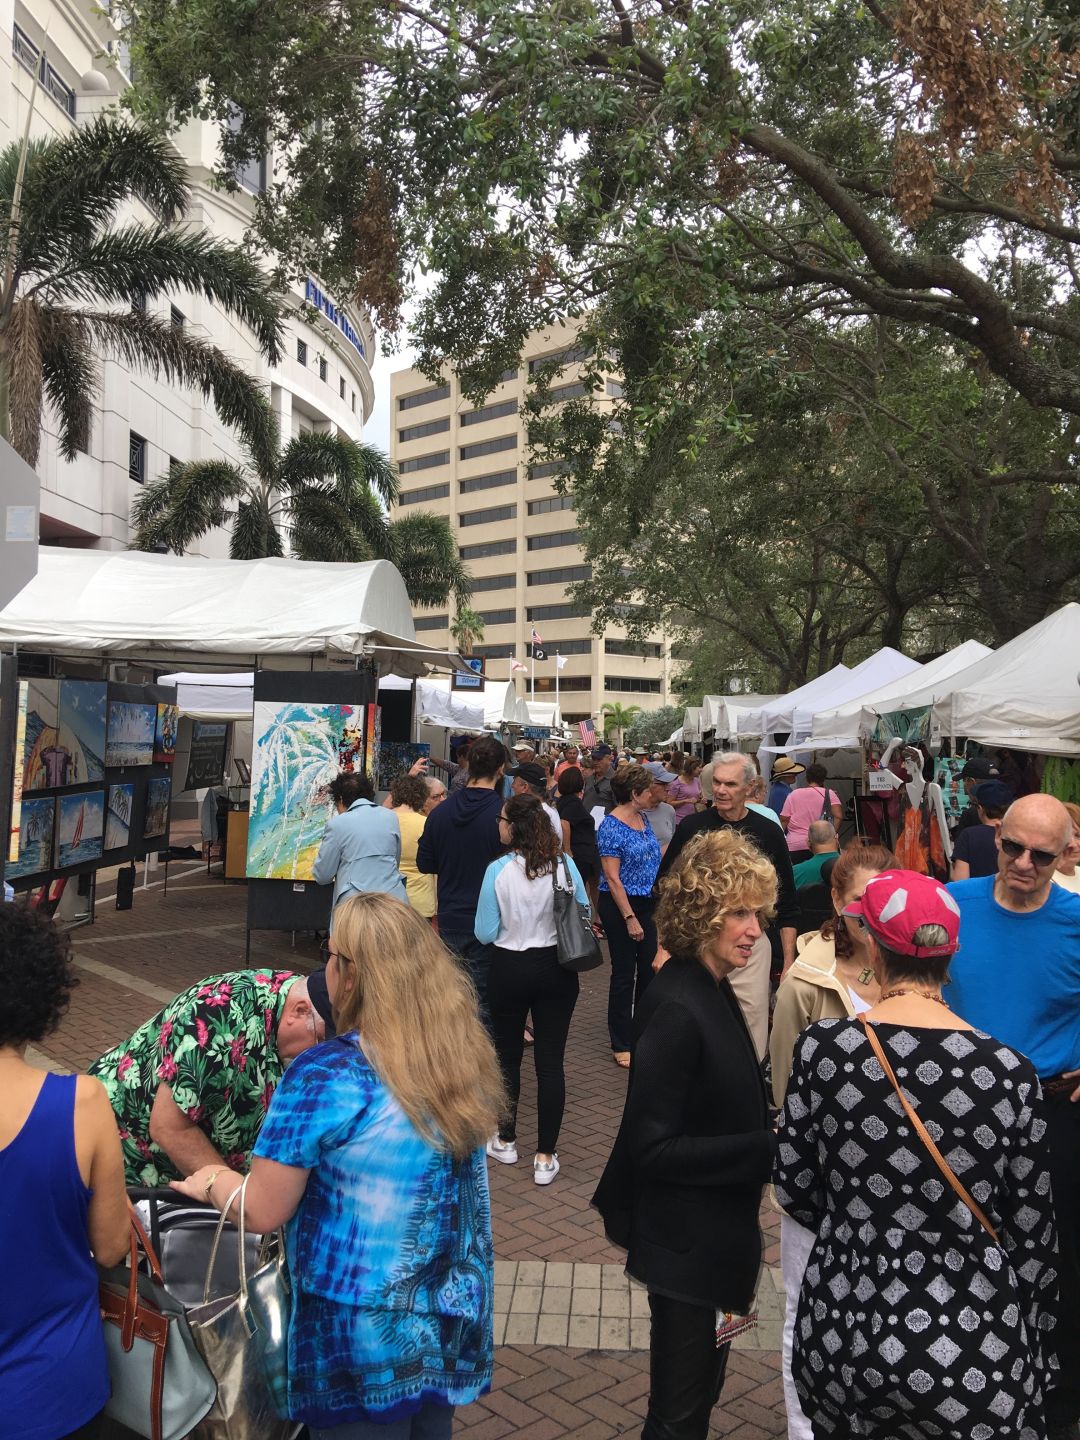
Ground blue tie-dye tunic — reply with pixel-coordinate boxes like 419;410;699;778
253;1033;494;1426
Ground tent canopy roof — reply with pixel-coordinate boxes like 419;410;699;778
0;550;467;676
746;664;851;738
790;648;920;741
809;640;993;743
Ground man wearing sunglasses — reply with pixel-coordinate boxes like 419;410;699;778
947;792;1080;1440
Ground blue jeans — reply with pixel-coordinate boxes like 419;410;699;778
440;930;494;1028
312;1404;454;1440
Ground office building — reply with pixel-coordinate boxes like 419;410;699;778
389;324;672;728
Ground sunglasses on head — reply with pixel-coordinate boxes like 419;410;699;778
1000;837;1061;868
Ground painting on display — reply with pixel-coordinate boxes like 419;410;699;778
184;721;229;789
20;679;61;791
143;778;172;840
246;702;365;880
376;741;430;790
363;704;381;785
7;796;55;879
106;702;157;768
153;704;180;764
8;682;28;862
58;681;107;785
55;790;105;869
104;783;135;851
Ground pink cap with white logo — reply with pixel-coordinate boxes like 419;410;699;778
842;871;961;958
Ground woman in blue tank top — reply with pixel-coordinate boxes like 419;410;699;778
0;905;130;1440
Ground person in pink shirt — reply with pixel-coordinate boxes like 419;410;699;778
780;763;842;861
666;755;703;822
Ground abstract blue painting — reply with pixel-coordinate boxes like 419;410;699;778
106;702;156;767
58;680;107;785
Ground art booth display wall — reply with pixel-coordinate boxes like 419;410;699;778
4;677;177;890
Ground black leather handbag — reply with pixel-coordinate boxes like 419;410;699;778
552;855;603;972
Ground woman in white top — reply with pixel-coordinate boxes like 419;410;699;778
1053;801;1080;895
475;793;589;1187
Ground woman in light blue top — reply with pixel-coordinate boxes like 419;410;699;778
172;894;504;1440
476;794;589;1185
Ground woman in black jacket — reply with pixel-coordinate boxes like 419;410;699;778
593;827;777;1440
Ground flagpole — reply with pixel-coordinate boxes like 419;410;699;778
530;648;535;701
555;651;560;712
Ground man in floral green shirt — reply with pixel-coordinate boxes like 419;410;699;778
89;970;327;1185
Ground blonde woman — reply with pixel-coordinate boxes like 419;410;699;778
172;895;504;1440
390;773;437;919
594;829;777;1440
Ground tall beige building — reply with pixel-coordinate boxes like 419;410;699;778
389;324;672;730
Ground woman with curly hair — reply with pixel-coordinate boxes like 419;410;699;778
593;829;777;1440
475;792;590;1185
172;894;503;1439
1;904;130;1440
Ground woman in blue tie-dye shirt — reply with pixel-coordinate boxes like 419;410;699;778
172;894;504;1440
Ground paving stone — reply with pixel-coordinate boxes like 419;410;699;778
571;1288;601;1317
503;1313;538;1345
597;1316;630;1351
535;1313;570;1347
567;1315;600;1349
599;1286;630;1317
540;1286;572;1315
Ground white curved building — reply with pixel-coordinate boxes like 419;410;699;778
7;0;374;555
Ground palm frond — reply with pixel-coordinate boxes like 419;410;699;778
4;297;44;466
39;307;97;462
232;492;283;558
276;431;366;493
0;116;189;282
131;460;249;554
29;226;284;365
387;512;472;607
70;309;277;472
287;487;376;562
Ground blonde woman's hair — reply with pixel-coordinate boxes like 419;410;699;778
330;894;505;1159
655;828;777;958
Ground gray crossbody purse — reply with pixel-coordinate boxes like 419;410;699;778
552;854;603;972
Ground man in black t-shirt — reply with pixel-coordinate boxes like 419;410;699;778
658;751;799;1058
951;780;1013;879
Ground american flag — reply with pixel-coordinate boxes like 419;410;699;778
579;718;597;747
531;627;543;647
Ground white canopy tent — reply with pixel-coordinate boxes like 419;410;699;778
682;706;705;743
806;640;994;748
703;693;781;741
0;550;469;677
158;671;257;722
743;664;851;741
789;648;921;743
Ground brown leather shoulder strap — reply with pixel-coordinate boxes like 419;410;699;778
859;1018;1000;1245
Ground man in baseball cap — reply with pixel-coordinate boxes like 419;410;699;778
583;743;616;817
954;756;1003;836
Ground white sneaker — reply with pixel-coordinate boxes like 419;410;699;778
533;1154;560;1186
486;1136;518;1164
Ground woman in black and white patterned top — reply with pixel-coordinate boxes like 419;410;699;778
775;870;1059;1440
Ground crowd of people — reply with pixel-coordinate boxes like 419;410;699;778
3;731;1080;1440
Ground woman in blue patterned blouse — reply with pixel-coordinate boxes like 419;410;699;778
171;894;505;1440
598;764;663;1067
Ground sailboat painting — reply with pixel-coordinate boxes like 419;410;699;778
55;790;105;868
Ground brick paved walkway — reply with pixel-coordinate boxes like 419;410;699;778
37;862;789;1438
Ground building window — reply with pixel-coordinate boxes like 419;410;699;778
538;380;591;406
413;614;448;631
351;391;356;412
562;712;591;725
459;469;517;495
532;675;591;693
296;338;307;365
128;432;147;485
528;460;570;481
460;435;517;462
170;305;185;329
476;608;516;626
605;638;662;658
551;637;592;654
399;383;450;410
168;455;181;475
606;379;624;397
339;377;346;400
470;573;516;593
459;503;516;527
74;409;92;456
399;483;450;505
459;399;517;427
527;494;574;516
471;642;516;659
227;105;268;193
526;529;579;551
605;675;662;694
527;602;590;622
400;450;450;474
460;538;517;560
13;26;76;119
528;564;591;586
319;356;328;383
528;342;593;374
399;417;451;444
131;292;147;315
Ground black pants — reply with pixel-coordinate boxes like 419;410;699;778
1045;1089;1080;1426
441;931;494;1031
488;945;578;1154
643;1293;730;1440
61;1413;103;1440
599;891;656;1053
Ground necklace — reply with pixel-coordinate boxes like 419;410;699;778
880;987;949;1007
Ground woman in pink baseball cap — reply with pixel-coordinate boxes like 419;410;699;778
774;870;1060;1440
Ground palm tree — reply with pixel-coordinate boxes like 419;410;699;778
601;701;643;749
0;114;282;469
450;607;486;655
130;417;471;607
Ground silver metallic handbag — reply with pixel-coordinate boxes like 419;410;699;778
187;1177;296;1440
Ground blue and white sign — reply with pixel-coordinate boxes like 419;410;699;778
304;279;366;358
452;656;485;691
